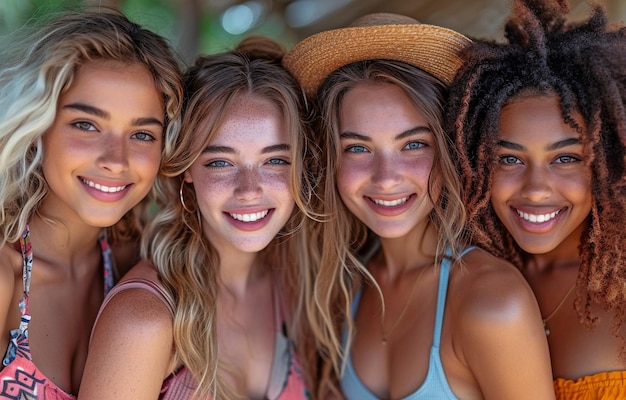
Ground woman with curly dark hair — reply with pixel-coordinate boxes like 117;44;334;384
449;0;626;398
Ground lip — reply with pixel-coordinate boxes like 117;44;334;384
510;205;566;233
365;193;415;217
224;208;274;232
80;177;132;202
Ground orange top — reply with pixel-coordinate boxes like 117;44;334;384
554;371;626;400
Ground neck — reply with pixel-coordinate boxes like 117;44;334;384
28;210;103;269
375;222;438;281
218;249;268;300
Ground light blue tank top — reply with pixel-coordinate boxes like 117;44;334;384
341;247;474;400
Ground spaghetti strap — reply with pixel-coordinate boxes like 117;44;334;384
432;246;476;347
98;232;114;294
432;251;451;348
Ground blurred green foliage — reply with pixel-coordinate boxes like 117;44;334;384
0;0;297;59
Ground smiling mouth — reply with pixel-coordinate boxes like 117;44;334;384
229;210;270;222
81;178;128;193
515;209;561;223
371;196;409;207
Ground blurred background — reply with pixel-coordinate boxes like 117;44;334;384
1;0;625;63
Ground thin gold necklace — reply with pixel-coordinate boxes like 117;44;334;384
380;266;427;345
542;282;576;336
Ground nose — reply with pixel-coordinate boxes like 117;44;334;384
96;134;129;174
371;152;401;190
520;164;552;202
235;166;263;201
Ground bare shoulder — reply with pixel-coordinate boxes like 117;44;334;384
448;246;539;327
445;250;555;398
82;263;175;398
95;260;171;337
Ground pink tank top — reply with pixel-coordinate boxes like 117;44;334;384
100;278;309;399
0;226;114;399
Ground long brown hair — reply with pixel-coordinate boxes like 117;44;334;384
311;59;468;396
142;36;318;398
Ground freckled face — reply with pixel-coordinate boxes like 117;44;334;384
184;95;295;255
492;94;592;255
41;61;164;228
337;82;437;239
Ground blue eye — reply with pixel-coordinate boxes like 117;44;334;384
267;158;290;165
346;145;368;153
499;155;522;165
207;160;230;168
404;141;425;150
132;131;156;142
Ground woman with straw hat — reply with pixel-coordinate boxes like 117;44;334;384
284;13;555;400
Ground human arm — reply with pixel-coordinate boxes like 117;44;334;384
453;251;555;400
78;265;175;400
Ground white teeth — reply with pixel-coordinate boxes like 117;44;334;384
372;197;408;207
229;210;269;222
82;179;127;193
516;209;560;223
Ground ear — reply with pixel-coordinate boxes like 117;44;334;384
183;170;193;183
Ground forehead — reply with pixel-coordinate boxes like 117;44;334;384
339;82;429;131
205;94;288;147
61;60;162;110
499;94;584;142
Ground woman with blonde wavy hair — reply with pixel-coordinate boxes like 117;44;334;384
0;8;183;400
284;12;555;399
80;36;316;400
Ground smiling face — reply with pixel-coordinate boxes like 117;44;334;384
336;82;436;239
491;94;592;255
184;94;295;255
41;60;164;228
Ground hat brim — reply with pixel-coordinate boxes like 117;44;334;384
283;24;471;98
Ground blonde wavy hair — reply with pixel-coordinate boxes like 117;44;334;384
0;8;183;247
141;36;319;399
311;59;468;396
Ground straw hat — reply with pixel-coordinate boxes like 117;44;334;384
283;13;471;97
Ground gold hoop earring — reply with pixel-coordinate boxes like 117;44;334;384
179;180;193;213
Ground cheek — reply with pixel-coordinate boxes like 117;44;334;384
131;148;162;178
336;161;362;200
261;169;291;190
487;171;511;220
490;170;514;199
194;174;230;197
410;157;434;181
259;170;295;218
564;176;593;213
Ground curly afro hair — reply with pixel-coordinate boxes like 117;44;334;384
447;0;626;353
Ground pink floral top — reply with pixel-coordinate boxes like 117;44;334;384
0;226;113;399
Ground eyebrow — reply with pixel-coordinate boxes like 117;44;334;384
63;103;164;128
340;126;431;141
203;143;290;154
497;137;581;151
